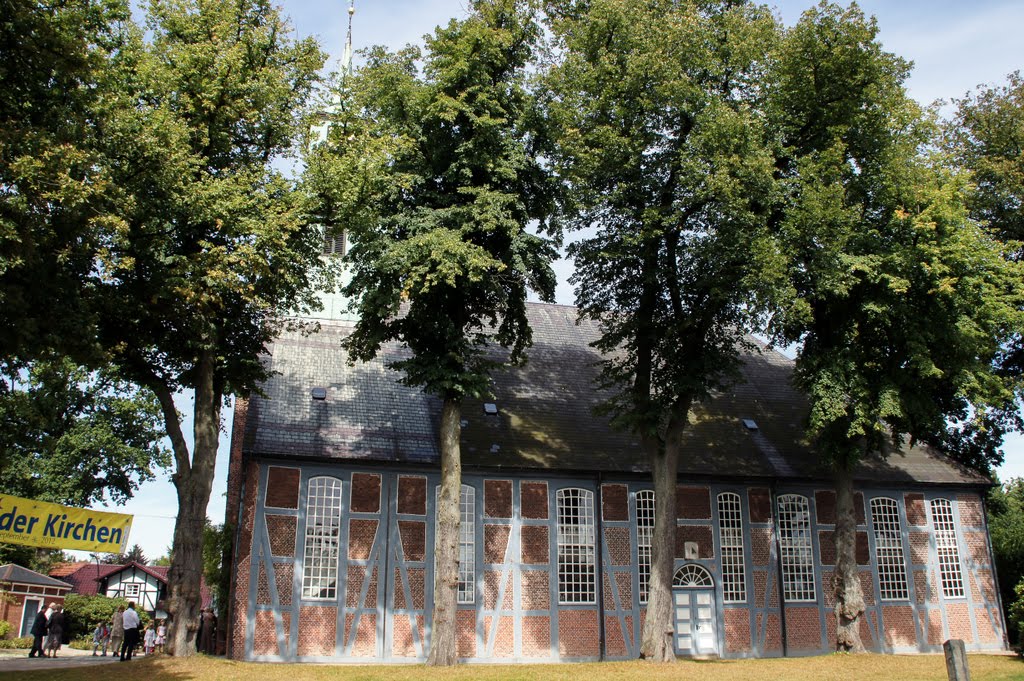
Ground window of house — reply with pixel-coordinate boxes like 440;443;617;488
931;498;965;598
718;492;746;603
870;497;909;600
557;488;596;604
123;583;141;599
636;490;655;604
777;494;815;602
435;484;476;605
302;476;343;600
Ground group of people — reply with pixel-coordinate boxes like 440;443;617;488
91;604;167;659
27;601;164;661
27;602;64;658
27;601;215;660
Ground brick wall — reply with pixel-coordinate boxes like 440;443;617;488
785;607;821;651
724;609;751;653
882;605;917;648
558;610;600;658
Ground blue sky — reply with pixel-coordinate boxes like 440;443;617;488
81;0;1024;562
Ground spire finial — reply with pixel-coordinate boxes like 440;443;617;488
341;0;355;78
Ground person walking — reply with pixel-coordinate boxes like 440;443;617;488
44;604;65;657
27;605;47;658
120;602;141;661
110;605;125;658
92;621;110;656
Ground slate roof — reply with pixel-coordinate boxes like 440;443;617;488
0;564;72;589
243;302;990;487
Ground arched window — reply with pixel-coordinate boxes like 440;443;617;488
302;476;342;600
777;494;815;602
870;497;909;600
557;488;596;604
717;492;746;603
672;563;714;588
931;498;964;598
636;490;655;604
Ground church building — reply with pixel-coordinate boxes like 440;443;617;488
222;300;1008;662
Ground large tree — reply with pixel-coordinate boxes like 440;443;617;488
0;357;168;506
543;0;784;660
305;0;557;665
85;0;325;655
768;2;1024;652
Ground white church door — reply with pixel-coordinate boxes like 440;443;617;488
671;564;719;657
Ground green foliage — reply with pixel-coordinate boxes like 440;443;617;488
307;0;558;401
69;635;93;650
545;0;786;436
0;636;33;649
0;546;70;573
768;2;1024;469
945;72;1024;448
0;0;131;365
0;620;11;639
203;519;232;619
988;479;1024;647
1010;578;1024;654
62;594;150;641
0;358;169;506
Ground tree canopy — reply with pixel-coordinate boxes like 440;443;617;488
0;358;169;507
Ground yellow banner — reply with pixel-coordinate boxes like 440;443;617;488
0;495;132;553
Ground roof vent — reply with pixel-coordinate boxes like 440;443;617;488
311;387;327;401
483;403;498;415
741;418;759;431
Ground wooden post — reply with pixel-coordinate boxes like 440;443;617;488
943;639;971;681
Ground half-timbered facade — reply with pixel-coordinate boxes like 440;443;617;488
224;303;1007;662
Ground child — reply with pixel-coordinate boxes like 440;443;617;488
92;622;110;656
155;620;167;654
144;623;156;655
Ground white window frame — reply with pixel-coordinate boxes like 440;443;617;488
931;498;965;598
636;490;655;604
557;488;596;604
870;497;909;600
718;492;747;603
301;475;343;600
123;583;141;599
435;484;476;605
777;494;816;602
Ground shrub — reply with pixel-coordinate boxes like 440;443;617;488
0;620;11;639
0;636;33;649
1010;577;1024;655
69;635;93;651
61;594;150;642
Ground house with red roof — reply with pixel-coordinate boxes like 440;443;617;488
51;561;211;618
0;564;71;638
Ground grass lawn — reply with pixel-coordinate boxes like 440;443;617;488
2;654;1022;681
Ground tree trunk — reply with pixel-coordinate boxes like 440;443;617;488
161;351;220;657
427;396;462;666
833;459;865;652
639;413;686;661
